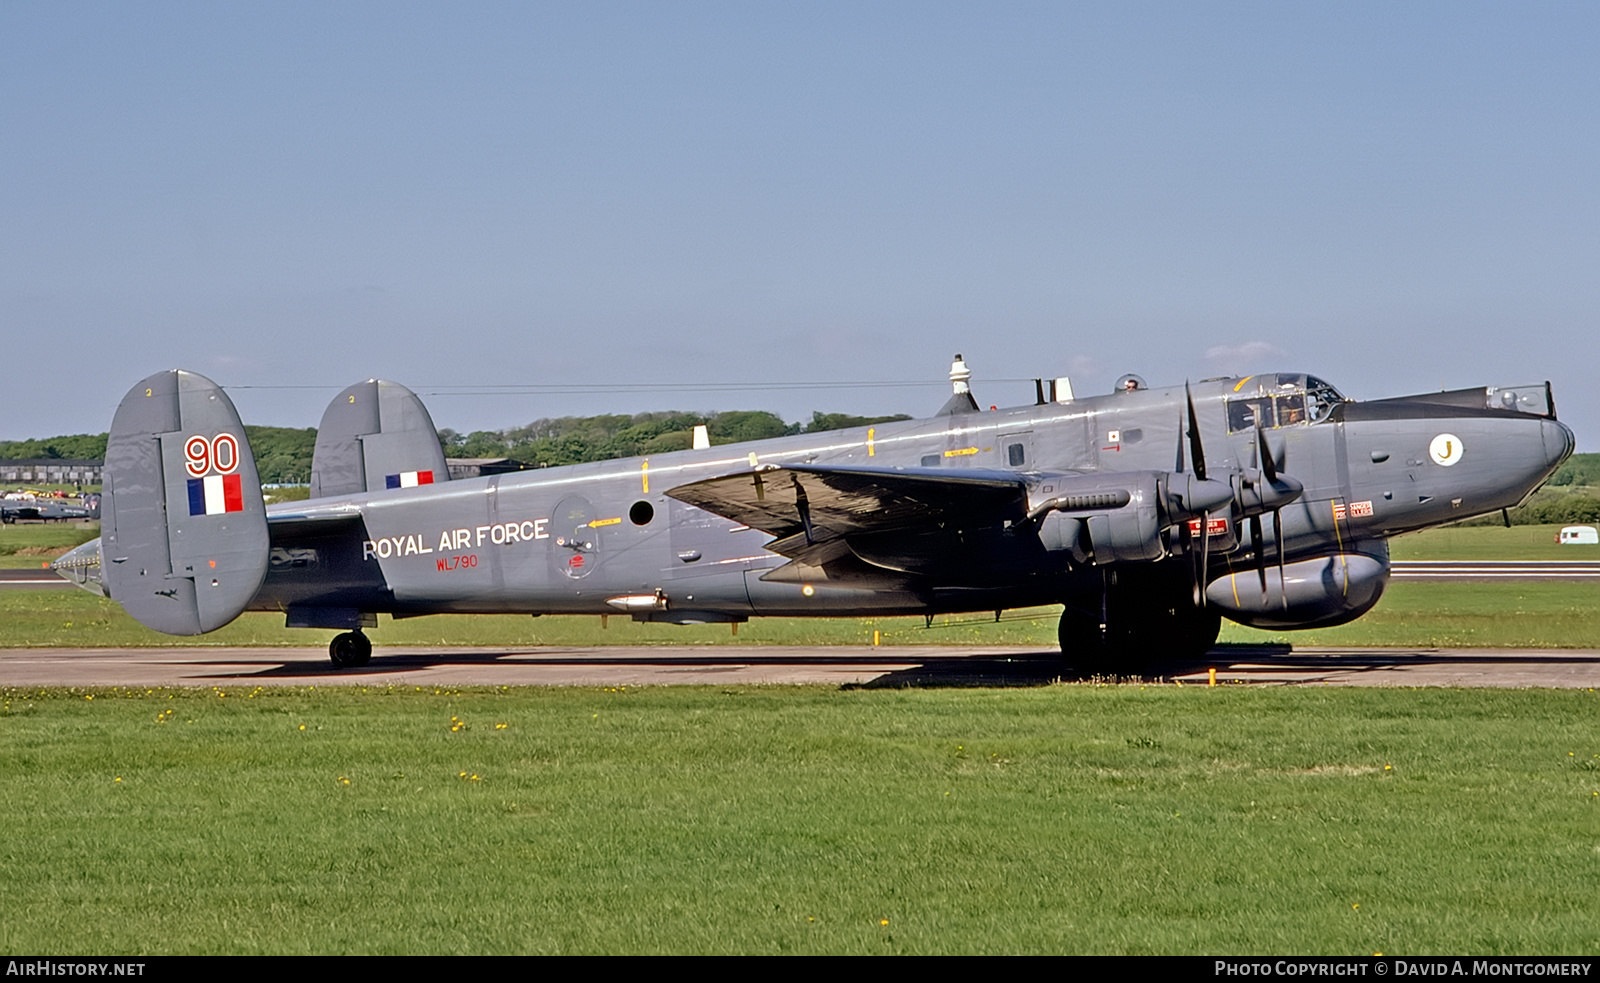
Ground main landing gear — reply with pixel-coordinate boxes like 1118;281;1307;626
329;630;372;669
1057;567;1221;677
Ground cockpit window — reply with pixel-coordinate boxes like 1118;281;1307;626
1227;376;1346;432
1304;376;1346;423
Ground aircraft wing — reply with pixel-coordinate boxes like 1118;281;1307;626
666;464;1029;557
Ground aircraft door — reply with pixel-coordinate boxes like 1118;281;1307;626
550;495;602;580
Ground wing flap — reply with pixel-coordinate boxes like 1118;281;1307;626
666;464;1029;557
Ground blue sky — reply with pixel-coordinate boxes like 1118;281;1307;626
4;2;1597;447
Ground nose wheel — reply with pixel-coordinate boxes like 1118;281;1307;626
329;630;372;668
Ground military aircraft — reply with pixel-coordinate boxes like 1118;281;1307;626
2;497;97;524
54;358;1574;672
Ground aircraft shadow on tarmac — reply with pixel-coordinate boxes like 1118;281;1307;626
191;643;1600;688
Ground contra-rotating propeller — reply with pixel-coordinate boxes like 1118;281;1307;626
1174;384;1306;607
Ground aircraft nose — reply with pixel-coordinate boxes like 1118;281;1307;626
1542;418;1576;472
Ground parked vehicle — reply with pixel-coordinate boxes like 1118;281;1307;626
1557;525;1599;545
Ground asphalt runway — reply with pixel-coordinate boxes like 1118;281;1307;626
2;643;1597;688
0;568;69;587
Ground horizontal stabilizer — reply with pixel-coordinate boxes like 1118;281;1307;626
311;379;449;498
101;370;269;634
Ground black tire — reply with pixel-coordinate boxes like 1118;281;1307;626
1058;570;1221;676
329;631;372;668
1057;605;1116;676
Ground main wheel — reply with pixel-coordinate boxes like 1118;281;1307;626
1058;569;1222;677
329;631;372;668
1057;605;1116;676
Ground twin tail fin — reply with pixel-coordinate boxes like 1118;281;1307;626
101;370;270;634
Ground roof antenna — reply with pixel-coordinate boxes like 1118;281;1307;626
937;353;980;416
950;354;971;394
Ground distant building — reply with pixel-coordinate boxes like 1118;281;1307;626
446;457;531;479
0;459;103;484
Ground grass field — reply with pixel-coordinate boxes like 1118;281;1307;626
2;523;1596;649
0;519;97;568
1;684;1595;954
1388;524;1597;561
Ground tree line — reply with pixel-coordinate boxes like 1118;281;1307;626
0;410;911;485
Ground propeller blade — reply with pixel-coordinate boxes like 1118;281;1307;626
1257;423;1279;483
1273;509;1288;609
1185;383;1207;482
1175;413;1186;473
1180;513;1200;604
1198;510;1211;607
1250;515;1267;595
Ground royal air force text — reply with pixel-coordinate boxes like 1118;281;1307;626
362;519;550;561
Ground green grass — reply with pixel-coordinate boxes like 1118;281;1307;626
1390;524;1599;561
0;519;98;568
1;685;1596;954
9;580;1599;649
1220;582;1600;649
0;590;1063;648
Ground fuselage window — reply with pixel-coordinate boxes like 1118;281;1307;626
920;454;941;468
1007;443;1026;467
1227;397;1276;433
1276;394;1306;426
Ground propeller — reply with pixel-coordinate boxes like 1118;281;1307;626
1175;383;1226;604
1247;419;1295;607
1175;436;1203;603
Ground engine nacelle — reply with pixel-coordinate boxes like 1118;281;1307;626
1206;545;1389;630
1035;472;1164;564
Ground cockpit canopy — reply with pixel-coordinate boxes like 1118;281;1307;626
1224;373;1346;433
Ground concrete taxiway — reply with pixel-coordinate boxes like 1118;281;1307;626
2;644;1597;688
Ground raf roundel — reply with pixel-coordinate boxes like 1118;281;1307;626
1429;433;1463;467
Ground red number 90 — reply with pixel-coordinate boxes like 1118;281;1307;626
183;433;240;477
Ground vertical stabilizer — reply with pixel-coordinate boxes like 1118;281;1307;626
101;370;270;634
311;379;450;497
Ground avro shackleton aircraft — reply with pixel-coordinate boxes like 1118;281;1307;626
55;359;1574;671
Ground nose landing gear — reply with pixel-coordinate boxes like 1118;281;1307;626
329;630;372;668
